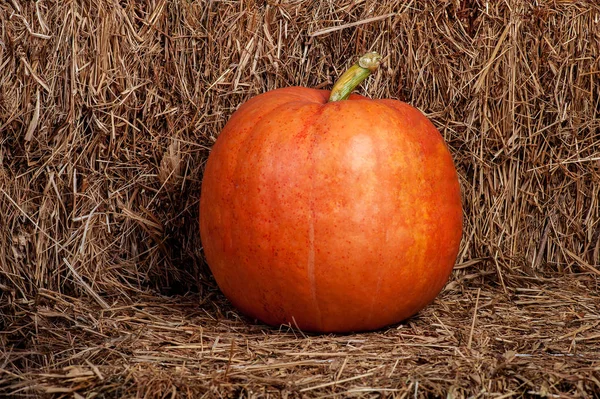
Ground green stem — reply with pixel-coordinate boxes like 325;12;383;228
328;52;382;102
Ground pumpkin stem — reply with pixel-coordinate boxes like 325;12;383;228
328;52;382;102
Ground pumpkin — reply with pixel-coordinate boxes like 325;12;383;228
200;53;462;333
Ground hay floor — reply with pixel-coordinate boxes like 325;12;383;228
2;271;600;398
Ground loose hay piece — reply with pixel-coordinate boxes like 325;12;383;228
1;0;600;397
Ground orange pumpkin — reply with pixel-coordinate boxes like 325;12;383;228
200;53;462;332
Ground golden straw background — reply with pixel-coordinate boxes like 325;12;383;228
1;1;599;397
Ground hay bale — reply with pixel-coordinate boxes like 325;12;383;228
1;0;599;298
1;0;599;397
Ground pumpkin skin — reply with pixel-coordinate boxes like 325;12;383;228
200;87;462;333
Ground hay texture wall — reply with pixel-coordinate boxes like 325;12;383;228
1;1;599;318
2;1;600;397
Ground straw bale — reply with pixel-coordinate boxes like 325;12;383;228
1;0;599;397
